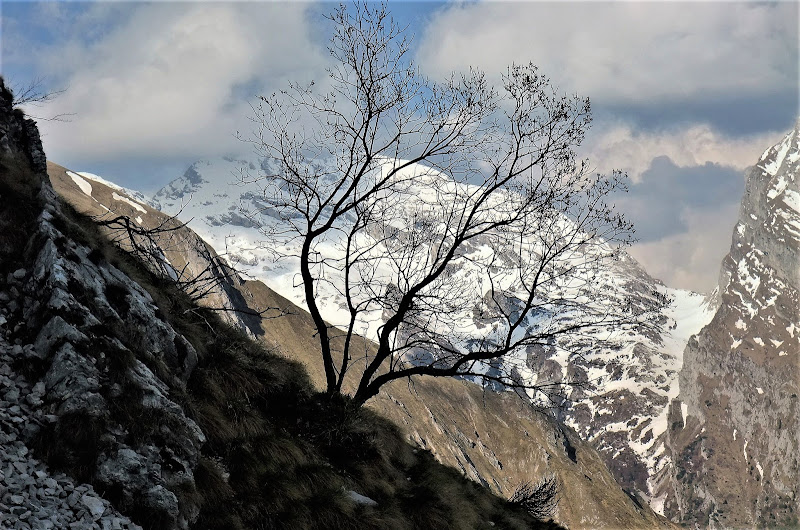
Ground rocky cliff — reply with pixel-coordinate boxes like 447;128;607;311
1;82;205;529
658;121;800;526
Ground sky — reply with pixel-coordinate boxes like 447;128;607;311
2;1;798;293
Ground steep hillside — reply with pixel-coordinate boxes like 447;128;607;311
658;121;800;527
148;156;714;502
1;78;564;530
52;165;675;527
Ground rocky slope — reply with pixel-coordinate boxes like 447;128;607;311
657;121;800;526
148;156;714;503
0;82;172;529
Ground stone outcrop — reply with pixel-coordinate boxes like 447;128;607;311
0;78;204;529
658;121;800;527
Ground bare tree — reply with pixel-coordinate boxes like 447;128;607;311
510;475;560;520
9;77;73;122
93;210;287;322
243;2;666;406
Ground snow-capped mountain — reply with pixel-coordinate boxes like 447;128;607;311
149;156;715;501
659;121;800;527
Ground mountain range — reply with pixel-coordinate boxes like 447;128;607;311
3;72;797;527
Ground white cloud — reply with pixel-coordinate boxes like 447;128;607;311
630;204;740;293
27;3;329;164
416;2;797;105
583;123;784;182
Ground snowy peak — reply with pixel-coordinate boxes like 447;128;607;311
151;158;258;218
744;122;800;280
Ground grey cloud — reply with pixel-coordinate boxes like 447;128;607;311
611;157;744;243
596;92;798;140
416;2;798;110
628;203;741;293
12;3;330;165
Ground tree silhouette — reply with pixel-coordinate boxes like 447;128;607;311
244;2;666;405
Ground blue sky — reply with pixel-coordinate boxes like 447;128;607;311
2;1;798;292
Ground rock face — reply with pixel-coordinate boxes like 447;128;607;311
0;78;204;529
658;121;800;526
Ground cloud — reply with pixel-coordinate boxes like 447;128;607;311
583;123;784;182
416;2;798;107
601;155;747;292
629;204;740;294
16;3;329;165
609;156;743;241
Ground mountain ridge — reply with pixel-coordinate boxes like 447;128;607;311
144;154;716;504
658;119;800;527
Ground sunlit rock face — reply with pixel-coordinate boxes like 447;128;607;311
658;121;800;528
0;79;207;530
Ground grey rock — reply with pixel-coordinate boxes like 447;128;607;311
81;494;106;520
346;490;378;506
143;485;179;519
34;316;87;360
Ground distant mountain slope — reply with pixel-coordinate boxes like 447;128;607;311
150;156;715;503
659;120;800;527
51;165;676;528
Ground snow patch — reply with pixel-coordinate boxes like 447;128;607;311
753;337;764;346
768;175;788;199
756;387;764;395
762;135;792;176
67;171;93;197
680;402;688;428
756;462;764;481
783;189;800;213
78;171;151;204
112;192;147;213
